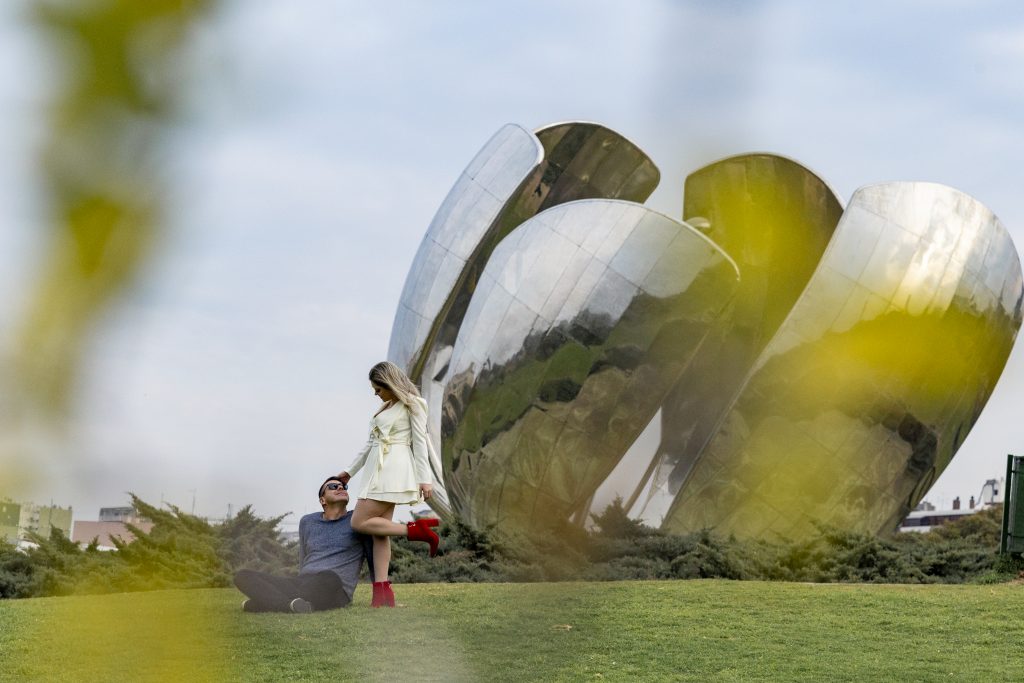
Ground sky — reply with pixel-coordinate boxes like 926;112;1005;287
1;0;1023;530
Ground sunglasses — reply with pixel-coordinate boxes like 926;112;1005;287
324;482;348;491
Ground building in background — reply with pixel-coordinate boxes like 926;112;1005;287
98;506;136;522
898;478;1004;533
19;502;73;540
72;506;153;550
1;499;73;544
0;499;20;544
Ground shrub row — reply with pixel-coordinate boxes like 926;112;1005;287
0;495;295;598
2;497;1020;599
389;500;1024;585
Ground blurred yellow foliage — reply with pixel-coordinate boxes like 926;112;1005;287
4;2;227;678
16;0;212;413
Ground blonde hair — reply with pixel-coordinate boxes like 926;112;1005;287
369;361;423;413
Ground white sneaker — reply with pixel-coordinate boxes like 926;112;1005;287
289;598;312;614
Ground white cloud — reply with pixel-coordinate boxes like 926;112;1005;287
3;0;1023;523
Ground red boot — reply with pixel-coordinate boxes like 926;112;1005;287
371;581;393;608
406;519;440;557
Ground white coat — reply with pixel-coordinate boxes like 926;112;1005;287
347;396;433;505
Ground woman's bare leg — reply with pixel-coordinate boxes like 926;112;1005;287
351;498;406;536
352;499;405;582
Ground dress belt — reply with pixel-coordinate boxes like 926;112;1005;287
370;425;412;480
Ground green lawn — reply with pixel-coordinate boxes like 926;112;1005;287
1;580;1022;682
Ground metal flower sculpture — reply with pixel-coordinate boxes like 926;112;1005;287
388;122;1024;541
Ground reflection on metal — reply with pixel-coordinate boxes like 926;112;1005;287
439;200;739;528
387;123;659;513
628;154;845;523
663;182;1023;538
388;122;1023;541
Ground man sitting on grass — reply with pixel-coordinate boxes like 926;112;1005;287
234;475;373;613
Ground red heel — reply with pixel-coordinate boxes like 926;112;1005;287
371;581;395;608
371;581;385;607
406;519;440;557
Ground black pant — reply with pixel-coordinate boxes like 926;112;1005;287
233;569;349;612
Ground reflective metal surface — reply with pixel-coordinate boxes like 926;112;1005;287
439;199;739;528
662;182;1023;538
390;122;660;383
387;124;541;511
627;154;845;523
386;121;1023;541
388;124;542;380
387;122;660;511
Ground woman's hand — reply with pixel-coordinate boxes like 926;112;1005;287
337;471;351;486
419;483;433;500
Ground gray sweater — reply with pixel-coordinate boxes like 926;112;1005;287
298;510;373;599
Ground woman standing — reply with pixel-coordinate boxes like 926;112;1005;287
338;361;441;607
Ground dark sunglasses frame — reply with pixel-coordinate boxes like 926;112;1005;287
324;482;348;492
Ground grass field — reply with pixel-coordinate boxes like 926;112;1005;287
1;580;1022;682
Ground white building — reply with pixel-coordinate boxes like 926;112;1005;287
898;478;1003;533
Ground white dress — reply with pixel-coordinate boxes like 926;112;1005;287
346;397;433;505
